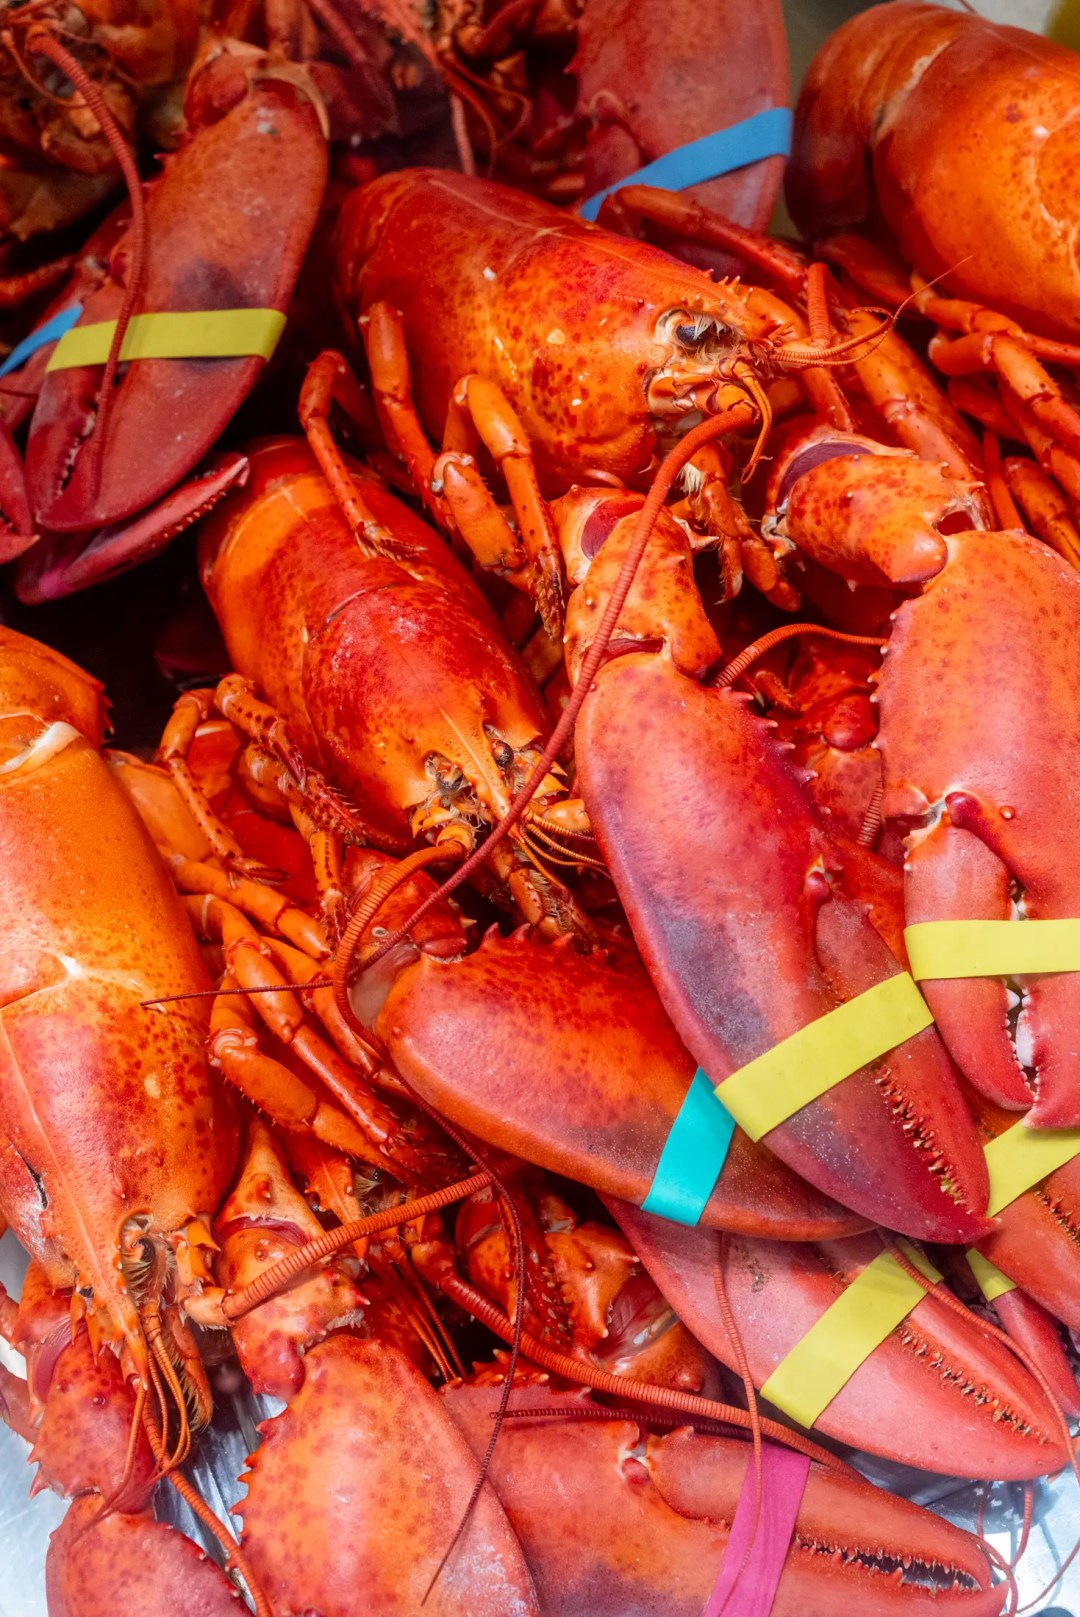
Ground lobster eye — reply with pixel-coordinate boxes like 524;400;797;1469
676;321;708;347
491;739;513;770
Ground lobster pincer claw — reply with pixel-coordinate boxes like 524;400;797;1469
574;651;992;1243
15;451;249;602
879;528;1080;1125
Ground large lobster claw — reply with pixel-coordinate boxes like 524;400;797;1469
373;923;868;1239
610;1201;1069;1480
575;651;991;1242
23;44;327;540
444;1383;1008;1616
882;529;1080;1123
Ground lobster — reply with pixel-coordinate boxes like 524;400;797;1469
787;3;1080;528
762;427;1080;1126
193;434;598;937
3;35;327;602
115;716;866;1241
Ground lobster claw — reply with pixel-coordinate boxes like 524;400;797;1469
375;925;869;1240
0;416;34;562
609;1201;1069;1481
237;1338;541;1615
574;651;991;1242
24;49;327;540
15;451;250;602
763;427;985;588
881;529;1080;1123
46;1498;242;1617
444;1383;1008;1616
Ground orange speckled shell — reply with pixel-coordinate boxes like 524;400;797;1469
0;628;236;1329
200;438;548;841
336;170;764;491
239;1337;540;1616
790;1;1080;338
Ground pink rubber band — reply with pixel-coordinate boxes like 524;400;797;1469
703;1443;811;1616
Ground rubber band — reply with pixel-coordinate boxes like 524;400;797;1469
579;106;793;222
760;1241;942;1429
906;919;1080;980
0;301;82;377
703;1442;810;1617
983;1118;1080;1216
714;973;934;1142
45;308;287;372
966;1249;1017;1304
641;1068;736;1225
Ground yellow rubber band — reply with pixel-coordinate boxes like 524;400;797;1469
906;919;1080;980
45;308;286;371
760;1241;941;1429
714;973;933;1141
984;1118;1080;1216
966;1249;1017;1304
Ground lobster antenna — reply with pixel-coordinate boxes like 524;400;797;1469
714;623;886;688
710;1239;764;1616
25;29;148;502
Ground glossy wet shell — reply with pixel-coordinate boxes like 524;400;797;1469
336;169;749;490
380;928;864;1239
238;1337;540;1616
444;1384;1004;1616
574;651;989;1242
200;438;547;841
46;1499;243;1617
610;1207;1067;1480
789;1;1080;338
27;76;327;530
0;629;237;1314
879;529;1080;1124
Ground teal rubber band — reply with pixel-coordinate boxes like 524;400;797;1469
579;106;792;222
641;1068;736;1225
0;301;81;377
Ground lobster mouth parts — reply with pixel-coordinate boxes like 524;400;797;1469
645;308;741;433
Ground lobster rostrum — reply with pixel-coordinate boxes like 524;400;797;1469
7;34;328;602
765;428;1080;1126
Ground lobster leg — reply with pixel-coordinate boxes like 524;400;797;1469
211;677;376;847
158;689;277;877
359;307;448;528
1003;456;1080;567
930;329;1080;463
196;898;432;1183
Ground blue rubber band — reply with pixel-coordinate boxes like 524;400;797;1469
641;1068;736;1225
579;106;792;223
0;302;83;378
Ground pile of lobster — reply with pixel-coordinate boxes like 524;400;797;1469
5;1;1080;1613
